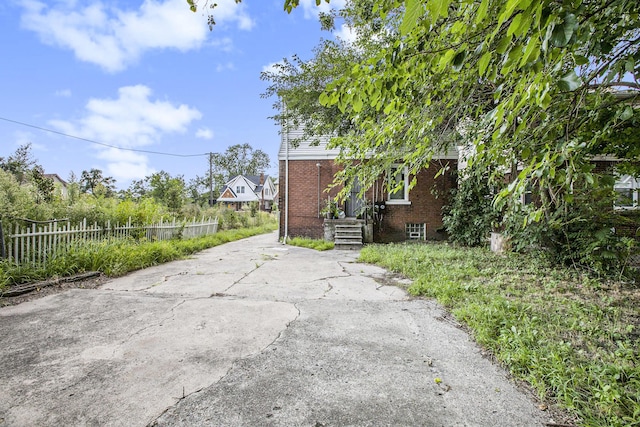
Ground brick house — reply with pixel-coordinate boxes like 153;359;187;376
278;126;458;244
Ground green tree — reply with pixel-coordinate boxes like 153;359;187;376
298;0;638;216
146;171;187;212
1;143;54;203
31;166;55;203
280;0;638;274
262;0;396;149
80;169;117;197
0;143;37;184
0;169;39;220
122;179;148;200
211;143;271;182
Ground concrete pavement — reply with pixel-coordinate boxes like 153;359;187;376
0;232;552;426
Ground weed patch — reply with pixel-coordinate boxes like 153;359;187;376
0;224;276;290
359;242;640;427
286;237;335;251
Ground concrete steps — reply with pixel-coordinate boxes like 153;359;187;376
334;223;363;250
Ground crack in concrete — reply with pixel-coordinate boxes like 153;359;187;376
220;262;263;294
146;301;302;427
322;282;334;298
119;299;188;346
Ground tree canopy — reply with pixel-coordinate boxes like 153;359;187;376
80;169;117;198
279;0;638;221
187;143;271;205
0;143;54;203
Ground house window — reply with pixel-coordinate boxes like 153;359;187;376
387;165;410;204
614;175;640;209
265;188;270;196
522;183;533;205
236;186;245;194
405;223;426;240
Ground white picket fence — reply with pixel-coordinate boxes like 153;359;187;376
4;216;218;266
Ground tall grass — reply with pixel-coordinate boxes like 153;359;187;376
286;237;335;251
359;242;640;427
0;223;276;289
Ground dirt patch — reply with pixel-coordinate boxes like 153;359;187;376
0;273;108;308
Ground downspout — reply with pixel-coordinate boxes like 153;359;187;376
316;163;321;217
283;118;289;244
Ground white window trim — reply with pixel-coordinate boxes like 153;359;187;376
614;175;640;210
387;165;411;205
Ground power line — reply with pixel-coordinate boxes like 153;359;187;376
0;116;208;158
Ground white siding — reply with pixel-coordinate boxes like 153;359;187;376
278;124;458;161
278;125;341;161
217;176;260;202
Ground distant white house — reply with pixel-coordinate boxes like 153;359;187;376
43;173;69;199
217;173;277;211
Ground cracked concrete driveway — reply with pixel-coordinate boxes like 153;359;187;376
0;232;552;426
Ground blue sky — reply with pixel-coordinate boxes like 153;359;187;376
0;0;352;189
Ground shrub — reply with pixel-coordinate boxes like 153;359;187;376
443;170;500;246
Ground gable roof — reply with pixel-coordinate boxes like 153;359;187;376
44;173;68;186
216;174;276;203
219;186;236;199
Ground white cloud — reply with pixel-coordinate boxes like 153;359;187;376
54;89;72;97
261;61;281;74
209;37;234;52
98;148;156;181
334;23;358;44
215;62;235;72
196;127;214;140
19;0;254;72
298;0;347;19
49;85;202;182
12;130;35;147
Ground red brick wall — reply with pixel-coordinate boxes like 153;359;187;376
374;161;457;242
279;160;345;240
279;159;457;242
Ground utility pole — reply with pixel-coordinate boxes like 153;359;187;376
209;152;214;207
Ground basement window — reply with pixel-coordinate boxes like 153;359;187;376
405;223;426;240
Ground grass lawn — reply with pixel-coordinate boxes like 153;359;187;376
360;242;640;427
0;224;277;289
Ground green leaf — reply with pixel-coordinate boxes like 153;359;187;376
620;106;634;121
550;13;577;47
507;14;523;38
519;38;540;68
383;100;395;115
496;36;512;54
452;50;467;71
498;0;522;25
558;70;581;91
475;0;489;25
353;95;363;113
427;0;451;22
478;51;492;77
318;91;329;106
574;55;589;66
401;0;422;35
